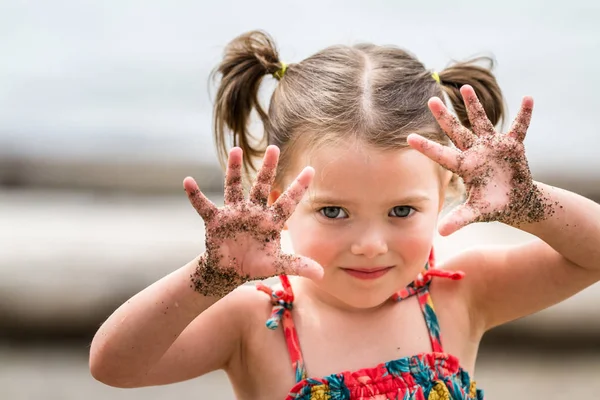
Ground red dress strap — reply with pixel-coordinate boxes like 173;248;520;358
256;275;307;382
391;248;465;353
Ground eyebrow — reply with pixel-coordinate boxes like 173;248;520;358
308;195;432;206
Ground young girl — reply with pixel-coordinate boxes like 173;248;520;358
89;31;600;399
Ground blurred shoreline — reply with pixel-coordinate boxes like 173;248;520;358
2;187;600;399
2;338;599;399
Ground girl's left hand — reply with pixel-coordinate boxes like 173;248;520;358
408;85;550;236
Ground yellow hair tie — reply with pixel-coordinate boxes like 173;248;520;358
431;71;441;84
273;62;287;80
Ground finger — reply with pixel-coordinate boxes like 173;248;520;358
224;147;244;206
249;145;279;207
428;97;478;150
460;85;496;137
183;177;218;222
275;254;324;281
507;96;534;142
437;203;481;236
407;134;462;173
270;166;314;226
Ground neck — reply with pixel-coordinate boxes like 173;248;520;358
291;276;393;316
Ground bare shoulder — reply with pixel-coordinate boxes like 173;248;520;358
435;238;600;335
428;253;473;314
225;283;275;324
205;283;275;356
429;244;531;338
223;280;282;340
429;248;488;342
433;246;492;297
222;281;289;396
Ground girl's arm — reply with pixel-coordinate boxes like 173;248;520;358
409;85;600;335
89;255;250;387
89;146;322;387
452;183;600;333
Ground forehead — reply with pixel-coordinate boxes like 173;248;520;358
294;141;442;199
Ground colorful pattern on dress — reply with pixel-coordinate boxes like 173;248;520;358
285;353;482;400
256;249;484;399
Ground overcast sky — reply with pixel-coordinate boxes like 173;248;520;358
1;1;599;176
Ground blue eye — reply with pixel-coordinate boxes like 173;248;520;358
389;206;414;218
319;207;348;219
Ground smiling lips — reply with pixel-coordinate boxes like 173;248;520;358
341;266;394;280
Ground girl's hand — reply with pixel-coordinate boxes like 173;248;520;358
183;146;323;297
408;85;552;236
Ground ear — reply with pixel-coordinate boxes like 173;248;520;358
268;190;288;230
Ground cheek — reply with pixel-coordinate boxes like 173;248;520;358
399;231;434;263
286;215;342;269
393;213;438;263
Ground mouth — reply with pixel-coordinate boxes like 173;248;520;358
341;266;394;280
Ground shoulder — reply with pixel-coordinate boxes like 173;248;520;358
214;282;276;361
225;280;288;369
226;281;298;397
433;245;498;294
429;244;530;335
428;247;491;340
223;279;287;338
225;282;277;322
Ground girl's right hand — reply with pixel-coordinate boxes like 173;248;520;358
183;145;323;297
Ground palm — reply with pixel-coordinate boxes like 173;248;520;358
409;85;546;236
183;146;322;297
204;202;289;279
457;135;528;215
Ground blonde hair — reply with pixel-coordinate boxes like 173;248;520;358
212;30;505;195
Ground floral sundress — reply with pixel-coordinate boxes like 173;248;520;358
257;250;484;400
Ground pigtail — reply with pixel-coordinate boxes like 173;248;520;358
438;57;506;130
212;30;285;178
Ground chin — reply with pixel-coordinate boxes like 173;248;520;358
301;267;417;311
332;279;402;310
302;276;396;311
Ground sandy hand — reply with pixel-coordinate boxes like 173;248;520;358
183;145;323;297
408;85;552;236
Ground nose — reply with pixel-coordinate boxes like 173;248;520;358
350;226;388;258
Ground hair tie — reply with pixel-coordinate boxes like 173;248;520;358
273;62;287;80
431;71;441;84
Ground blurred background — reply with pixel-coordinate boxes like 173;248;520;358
1;1;599;399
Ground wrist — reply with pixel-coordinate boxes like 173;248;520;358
190;252;246;298
505;181;553;228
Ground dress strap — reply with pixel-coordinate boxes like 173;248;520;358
256;275;307;383
391;249;465;353
416;284;445;352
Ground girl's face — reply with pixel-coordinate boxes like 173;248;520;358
275;141;448;310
